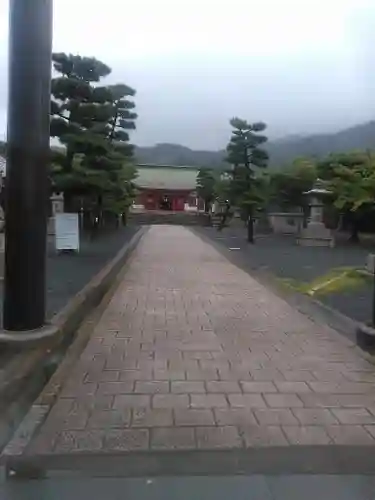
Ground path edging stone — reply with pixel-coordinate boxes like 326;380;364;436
5;446;375;477
356;323;375;353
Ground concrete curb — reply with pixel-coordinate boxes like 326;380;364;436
356;323;375;353
0;226;147;458
6;446;375;477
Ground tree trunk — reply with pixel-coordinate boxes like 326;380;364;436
63;191;75;213
217;203;230;231
88;195;103;239
217;213;226;231
109;106;119;142
122;211;127;226
247;212;254;244
349;222;360;243
98;194;103;227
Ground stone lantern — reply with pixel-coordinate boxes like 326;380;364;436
47;192;64;237
297;179;334;247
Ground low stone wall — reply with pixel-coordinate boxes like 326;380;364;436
269;212;304;235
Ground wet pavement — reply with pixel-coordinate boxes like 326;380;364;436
194;226;372;323
15;226;375;469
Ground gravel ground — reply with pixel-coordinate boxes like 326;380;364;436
0;225;139;323
195;225;373;324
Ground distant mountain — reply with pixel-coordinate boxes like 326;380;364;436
135;121;375;169
271;134;306;144
135;143;225;168
267;121;375;167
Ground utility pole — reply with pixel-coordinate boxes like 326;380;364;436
3;0;53;332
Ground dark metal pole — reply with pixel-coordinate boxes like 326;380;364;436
3;0;53;331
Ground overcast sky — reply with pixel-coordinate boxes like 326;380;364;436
0;0;373;149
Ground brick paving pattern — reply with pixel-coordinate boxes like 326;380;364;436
28;226;375;454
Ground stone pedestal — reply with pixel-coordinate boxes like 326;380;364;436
47;217;55;236
297;223;334;247
48;192;64;244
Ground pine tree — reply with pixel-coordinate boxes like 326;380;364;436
50;53;137;223
225;118;269;243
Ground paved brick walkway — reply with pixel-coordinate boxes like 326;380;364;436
27;226;375;454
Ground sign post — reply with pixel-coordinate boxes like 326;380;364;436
55;214;80;253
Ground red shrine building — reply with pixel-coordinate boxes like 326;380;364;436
133;164;203;212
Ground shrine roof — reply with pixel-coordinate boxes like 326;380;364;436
135;164;198;190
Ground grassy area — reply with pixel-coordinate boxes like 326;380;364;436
278;267;372;297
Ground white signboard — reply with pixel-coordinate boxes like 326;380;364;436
55;213;80;251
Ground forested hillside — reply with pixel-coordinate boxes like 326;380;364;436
135;121;375;168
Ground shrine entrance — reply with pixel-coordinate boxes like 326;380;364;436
159;194;172;211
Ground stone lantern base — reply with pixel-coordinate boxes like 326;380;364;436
297;184;335;248
297;221;335;247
